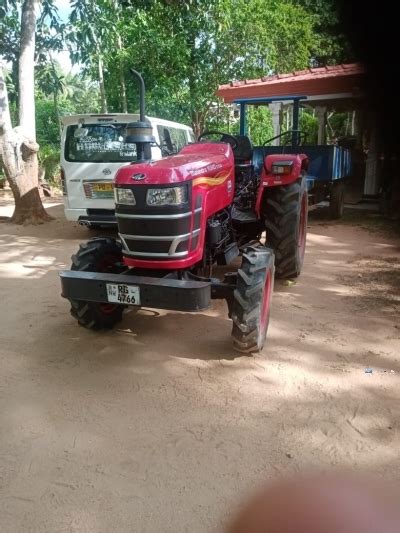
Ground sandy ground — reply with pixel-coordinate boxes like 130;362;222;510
0;196;400;532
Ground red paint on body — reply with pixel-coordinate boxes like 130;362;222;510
115;142;233;186
116;143;235;269
255;153;308;217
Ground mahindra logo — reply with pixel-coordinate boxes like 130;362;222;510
132;173;146;181
102;168;112;175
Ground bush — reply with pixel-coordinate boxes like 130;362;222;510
38;144;60;184
248;106;273;145
299;110;318;144
36;99;62;146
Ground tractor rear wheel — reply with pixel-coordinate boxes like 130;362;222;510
264;175;308;279
69;238;124;330
329;180;345;219
231;246;274;353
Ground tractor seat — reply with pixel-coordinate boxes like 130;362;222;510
221;134;253;163
221;134;254;183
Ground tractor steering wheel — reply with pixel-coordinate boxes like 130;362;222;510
262;130;307;147
198;130;239;151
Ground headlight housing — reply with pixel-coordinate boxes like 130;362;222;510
271;160;293;175
146;185;188;206
114;187;136;205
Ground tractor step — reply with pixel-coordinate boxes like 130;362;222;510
60;270;211;312
231;206;257;222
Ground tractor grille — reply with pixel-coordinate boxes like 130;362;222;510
115;184;201;260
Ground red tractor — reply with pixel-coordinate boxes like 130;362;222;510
60;71;308;353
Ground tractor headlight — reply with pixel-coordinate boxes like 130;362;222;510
271;161;294;175
146;185;188;206
114;187;136;205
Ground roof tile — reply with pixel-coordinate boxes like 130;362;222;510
217;63;365;101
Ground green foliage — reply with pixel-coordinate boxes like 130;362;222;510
326;112;353;142
35;75;100;180
247;107;273;145
0;1;19;62
1;0;354;172
297;0;354;65
36;61;66;99
38;144;60;183
99;0;320;135
35;98;62;181
0;0;65;104
300;109;318;144
62;74;101;114
36;98;61;145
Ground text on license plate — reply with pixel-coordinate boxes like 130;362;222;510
106;283;140;305
92;183;113;192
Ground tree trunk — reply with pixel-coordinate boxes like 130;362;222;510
19;0;37;140
53;89;62;138
1;68;51;224
120;67;128;113
98;55;108;113
115;11;128;113
191;112;202;139
50;53;62;138
88;21;108;114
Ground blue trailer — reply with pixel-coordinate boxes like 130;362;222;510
235;96;352;218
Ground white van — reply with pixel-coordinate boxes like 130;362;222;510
60;114;195;227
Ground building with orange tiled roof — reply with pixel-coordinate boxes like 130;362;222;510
217;64;380;198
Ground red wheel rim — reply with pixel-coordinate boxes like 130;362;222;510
97;253;120;315
100;303;119;315
298;193;307;263
260;269;273;339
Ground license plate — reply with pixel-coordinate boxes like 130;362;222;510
92;182;113;192
106;283;140;305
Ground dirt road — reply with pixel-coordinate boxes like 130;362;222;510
1;198;400;532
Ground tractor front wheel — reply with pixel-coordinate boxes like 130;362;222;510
231;246;275;353
264;175;308;279
69;238;125;330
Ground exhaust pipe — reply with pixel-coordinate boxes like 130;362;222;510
130;69;146;122
78;220;91;227
125;69;155;161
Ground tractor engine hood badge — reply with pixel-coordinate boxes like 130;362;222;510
131;173;146;181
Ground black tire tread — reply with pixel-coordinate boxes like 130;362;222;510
69;238;124;330
264;176;307;279
231;246;274;353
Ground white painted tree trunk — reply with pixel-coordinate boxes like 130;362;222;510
19;0;37;139
0;0;50;224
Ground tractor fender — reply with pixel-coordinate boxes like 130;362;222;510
255;153;308;217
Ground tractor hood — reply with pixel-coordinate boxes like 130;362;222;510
115;142;234;186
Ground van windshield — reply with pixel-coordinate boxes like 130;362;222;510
65;123;137;162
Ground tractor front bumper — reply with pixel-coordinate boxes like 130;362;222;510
60;270;211;312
